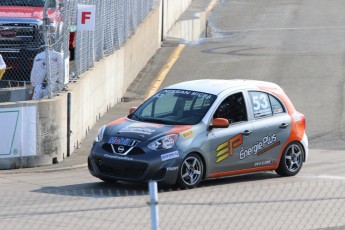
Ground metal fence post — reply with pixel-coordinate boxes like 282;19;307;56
149;180;159;230
43;0;52;98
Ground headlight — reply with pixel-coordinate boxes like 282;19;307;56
95;125;106;143
148;134;178;151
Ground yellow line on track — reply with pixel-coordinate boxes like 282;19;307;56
205;0;219;17
145;44;185;99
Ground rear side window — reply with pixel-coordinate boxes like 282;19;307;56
249;91;285;118
269;95;285;114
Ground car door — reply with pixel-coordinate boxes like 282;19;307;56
206;92;258;176
247;91;291;167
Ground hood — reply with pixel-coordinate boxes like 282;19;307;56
0;6;56;21
104;118;191;142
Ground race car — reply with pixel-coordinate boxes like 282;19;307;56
88;79;308;189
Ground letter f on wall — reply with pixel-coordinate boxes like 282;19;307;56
82;12;91;24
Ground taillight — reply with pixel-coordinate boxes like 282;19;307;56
301;114;306;130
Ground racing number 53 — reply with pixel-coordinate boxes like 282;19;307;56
249;92;273;118
252;94;269;111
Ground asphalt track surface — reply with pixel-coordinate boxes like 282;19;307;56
1;0;345;229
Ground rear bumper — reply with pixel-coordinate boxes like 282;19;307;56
301;133;309;162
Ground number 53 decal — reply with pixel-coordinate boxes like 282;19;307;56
252;93;269;111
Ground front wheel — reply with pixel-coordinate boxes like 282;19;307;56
275;142;304;176
177;153;204;189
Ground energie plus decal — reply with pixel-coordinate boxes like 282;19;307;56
216;134;243;163
240;133;279;160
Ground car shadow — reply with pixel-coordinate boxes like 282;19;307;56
199;172;280;188
32;172;280;198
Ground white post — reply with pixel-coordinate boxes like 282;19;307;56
149;180;159;230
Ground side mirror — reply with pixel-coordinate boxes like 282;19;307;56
210;118;229;129
129;107;137;114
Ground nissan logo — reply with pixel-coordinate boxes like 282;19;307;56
117;146;125;153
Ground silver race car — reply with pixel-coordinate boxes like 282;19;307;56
88;79;308;189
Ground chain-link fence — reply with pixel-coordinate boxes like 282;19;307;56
0;0;154;102
74;0;154;76
1;175;345;230
0;0;69;101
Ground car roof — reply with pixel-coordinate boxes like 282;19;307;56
164;79;283;95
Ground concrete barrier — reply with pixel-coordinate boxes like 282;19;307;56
0;0;193;169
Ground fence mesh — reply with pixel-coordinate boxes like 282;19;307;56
1;173;345;230
0;0;154;102
74;0;154;76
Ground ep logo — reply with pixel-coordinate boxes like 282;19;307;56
216;134;243;163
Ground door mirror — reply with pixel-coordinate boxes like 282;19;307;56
129;107;137;114
210;118;229;129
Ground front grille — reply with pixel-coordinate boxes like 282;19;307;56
102;144;145;155
98;160;147;179
0;21;44;49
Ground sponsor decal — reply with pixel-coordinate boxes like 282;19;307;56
254;160;276;167
120;123;162;135
182;130;194;138
240;134;279;160
108;137;139;146
167;167;179;171
104;154;133;161
250;92;272;118
215;133;280;162
160;89;212;99
161;151;179;161
120;127;156;135
216;134;243;163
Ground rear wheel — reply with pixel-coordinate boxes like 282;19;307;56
276;142;304;176
177;153;204;189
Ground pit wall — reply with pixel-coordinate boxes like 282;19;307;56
0;0;193;169
162;0;193;38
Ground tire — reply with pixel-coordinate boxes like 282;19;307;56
275;142;304;176
177;153;204;189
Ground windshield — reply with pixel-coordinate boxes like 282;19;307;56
129;89;217;125
0;0;56;7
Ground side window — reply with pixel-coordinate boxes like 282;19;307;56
269;95;285;114
249;91;286;118
249;91;272;118
213;92;247;123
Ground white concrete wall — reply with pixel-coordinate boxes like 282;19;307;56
162;0;193;39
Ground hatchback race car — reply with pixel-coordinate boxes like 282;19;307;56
88;79;308;189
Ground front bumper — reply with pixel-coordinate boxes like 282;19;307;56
88;142;183;185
